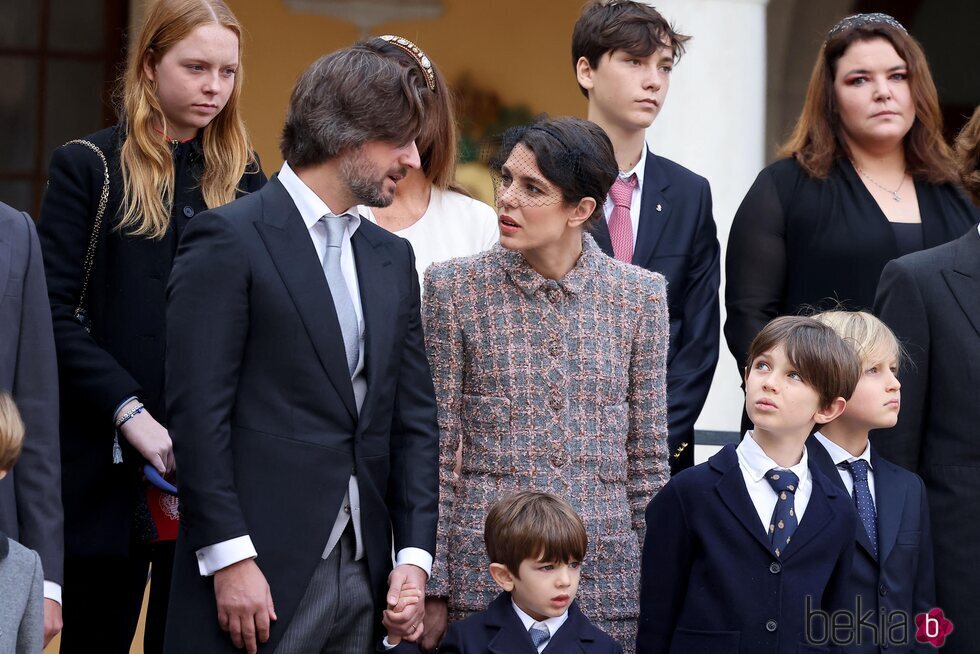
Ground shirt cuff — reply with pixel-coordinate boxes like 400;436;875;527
43;581;62;605
382;636;398;650
395;547;433;579
196;535;257;576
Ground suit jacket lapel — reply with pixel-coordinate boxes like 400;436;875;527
632;152;671;267
0;233;10;306
942;229;980;341
350;225;396;427
872;450;906;565
542;603;588;653
253;179;358;421
712;446;774;556
806;438;877;560
781;465;839;563
487;594;537;654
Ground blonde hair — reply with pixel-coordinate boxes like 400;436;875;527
812;310;903;366
118;0;256;240
0;393;25;473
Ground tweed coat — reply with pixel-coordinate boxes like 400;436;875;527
423;233;670;649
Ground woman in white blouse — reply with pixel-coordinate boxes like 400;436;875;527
361;35;498;286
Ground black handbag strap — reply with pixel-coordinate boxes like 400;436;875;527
63;139;109;329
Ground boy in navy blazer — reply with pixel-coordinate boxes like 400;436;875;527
638;316;861;654
430;492;620;654
572;0;720;474
808;311;935;653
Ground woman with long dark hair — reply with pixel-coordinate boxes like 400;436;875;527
725;13;977;374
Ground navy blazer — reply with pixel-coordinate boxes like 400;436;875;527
806;437;935;653
435;591;622;654
593;152;719;474
637;444;857;654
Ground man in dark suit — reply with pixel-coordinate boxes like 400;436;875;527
806;436;934;653
164;47;439;654
0;202;64;646
873;226;980;654
573;1;720;474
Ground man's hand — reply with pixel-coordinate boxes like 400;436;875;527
214;559;277;654
419;596;448;653
384;564;428;642
117;401;175;474
42;598;63;646
383;582;422;645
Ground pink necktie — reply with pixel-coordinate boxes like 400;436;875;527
608;174;637;263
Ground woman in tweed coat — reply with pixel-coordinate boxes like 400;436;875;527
422;117;670;651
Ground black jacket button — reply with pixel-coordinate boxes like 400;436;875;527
769;562;781;574
183;205;194;217
766;619;778;632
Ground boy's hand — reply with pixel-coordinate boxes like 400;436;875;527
383;583;423;645
384;564;427;642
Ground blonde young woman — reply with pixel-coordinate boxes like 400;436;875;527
37;1;264;651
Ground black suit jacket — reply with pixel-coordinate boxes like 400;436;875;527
806;437;935;653
436;592;621;654
637;444;857;654
0;203;63;587
163;177;440;653
872;228;980;654
36;126;266;557
593;152;719;473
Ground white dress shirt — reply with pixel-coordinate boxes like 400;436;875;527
735;431;813;533
512;599;570;653
194;163;431;577
813;433;876;508
602;145;647;249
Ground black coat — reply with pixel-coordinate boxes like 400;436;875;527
872;227;980;654
806;437;935;653
725;157;977;375
36;125;266;558
593;152;720;474
162;177;440;653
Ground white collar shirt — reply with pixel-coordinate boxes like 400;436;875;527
736;431;813;533
603;144;647;249
814;433;876;509
512;599;569;653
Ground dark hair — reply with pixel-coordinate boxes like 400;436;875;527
571;0;690;98
746;316;861;408
280;47;424;168
779;19;958;183
954;105;980;207
484;492;588;579
359;36;459;190
490;117;618;223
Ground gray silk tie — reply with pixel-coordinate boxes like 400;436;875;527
529;621;550;649
321;215;360;376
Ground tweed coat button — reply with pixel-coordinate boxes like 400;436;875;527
769;562;781;574
549;340;562;357
549;395;564;411
766;619;778;632
550;448;569;467
547;288;561;304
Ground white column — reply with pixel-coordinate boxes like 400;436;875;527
643;0;769;440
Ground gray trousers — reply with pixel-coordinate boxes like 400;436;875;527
275;526;375;654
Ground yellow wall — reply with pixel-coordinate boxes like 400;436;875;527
231;0;591;170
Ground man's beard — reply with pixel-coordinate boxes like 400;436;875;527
341;149;402;207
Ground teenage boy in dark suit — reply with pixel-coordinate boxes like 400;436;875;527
572;0;720;474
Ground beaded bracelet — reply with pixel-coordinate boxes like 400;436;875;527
114;402;145;429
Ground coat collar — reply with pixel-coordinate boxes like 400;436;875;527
484;592;594;654
712;442;844;561
500;232;605;298
943;228;980;341
0;530;8;561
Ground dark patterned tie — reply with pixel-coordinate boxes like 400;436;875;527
841;460;878;558
529;621;550;649
765;468;800;557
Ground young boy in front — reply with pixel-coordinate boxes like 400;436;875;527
808;311;935;653
637;316;861;654
572;0;720;475
439;491;621;654
0;393;45;654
